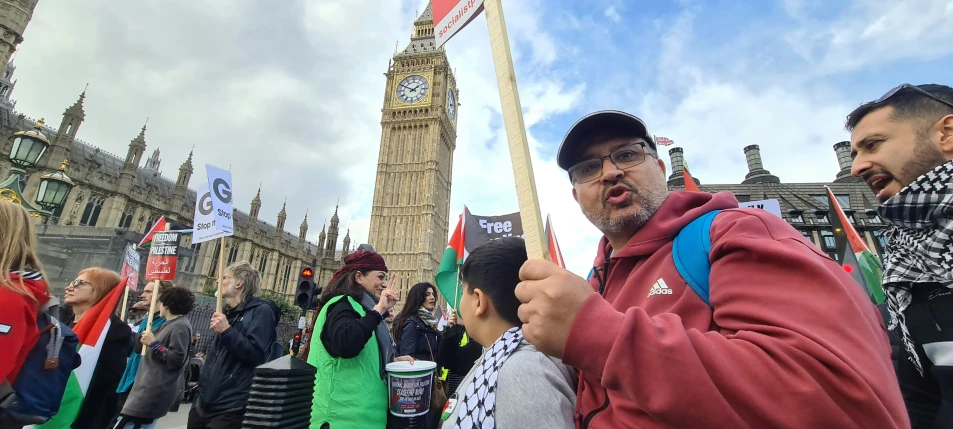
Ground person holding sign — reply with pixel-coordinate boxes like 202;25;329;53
188;262;278;429
114;286;194;429
513;110;908;428
306;249;413;429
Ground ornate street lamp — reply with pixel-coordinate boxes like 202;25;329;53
36;159;74;212
9;119;50;169
0;119;70;222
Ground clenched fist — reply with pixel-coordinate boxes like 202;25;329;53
515;259;595;358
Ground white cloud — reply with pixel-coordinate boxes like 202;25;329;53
605;5;622;23
784;0;953;75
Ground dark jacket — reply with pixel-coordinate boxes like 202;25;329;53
877;304;902;373
195;297;279;415
437;324;482;396
65;313;132;429
395;315;439;362
892;283;953;429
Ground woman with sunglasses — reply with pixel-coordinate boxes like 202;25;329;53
60;268;133;429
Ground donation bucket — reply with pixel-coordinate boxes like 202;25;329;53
386;360;437;418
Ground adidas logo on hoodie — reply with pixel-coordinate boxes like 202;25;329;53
647;278;673;297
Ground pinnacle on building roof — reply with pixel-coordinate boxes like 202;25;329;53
278;199;287;217
330;202;339;221
180;149;193;172
252;184;262;203
131;119;147;147
63;87;87;119
401;1;437;55
301;210;309;229
415;1;433;23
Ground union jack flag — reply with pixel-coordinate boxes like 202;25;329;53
655;136;675;146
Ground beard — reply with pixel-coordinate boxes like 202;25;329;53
862;133;947;192
581;176;669;235
902;133;947;182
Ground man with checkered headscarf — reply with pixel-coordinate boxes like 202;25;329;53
847;83;953;428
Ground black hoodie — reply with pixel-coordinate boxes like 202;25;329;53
195;297;279;415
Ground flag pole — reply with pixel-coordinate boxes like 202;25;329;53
483;0;549;261
142;223;170;356
118;281;131;321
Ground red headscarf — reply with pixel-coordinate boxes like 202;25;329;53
328;250;388;285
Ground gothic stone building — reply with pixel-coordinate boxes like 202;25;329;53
0;85;352;299
666;142;890;261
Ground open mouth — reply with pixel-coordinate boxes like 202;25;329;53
604;184;632;205
865;174;892;199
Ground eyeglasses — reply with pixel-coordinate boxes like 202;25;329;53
568;143;651;184
66;279;92;289
877;84;953;110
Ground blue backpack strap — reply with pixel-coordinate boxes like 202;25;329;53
672;210;721;307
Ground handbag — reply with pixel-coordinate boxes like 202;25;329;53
425;333;448;412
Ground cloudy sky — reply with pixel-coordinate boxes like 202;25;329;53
11;0;953;276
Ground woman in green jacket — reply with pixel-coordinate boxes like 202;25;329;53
307;249;410;429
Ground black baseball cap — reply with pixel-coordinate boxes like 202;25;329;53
556;110;655;170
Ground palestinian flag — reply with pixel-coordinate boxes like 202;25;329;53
138;216;193;248
435;212;466;310
826;186;885;304
34;277;127;429
545;214;566;268
683;162;702;192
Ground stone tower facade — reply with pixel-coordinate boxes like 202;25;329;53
0;0;39;76
367;3;459;296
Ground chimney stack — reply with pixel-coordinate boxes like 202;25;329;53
741;145;780;184
832;141;858;183
667;147;686;186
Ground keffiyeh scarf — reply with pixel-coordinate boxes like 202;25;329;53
454;327;523;429
878;160;953;375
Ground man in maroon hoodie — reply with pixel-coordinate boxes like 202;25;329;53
514;110;910;428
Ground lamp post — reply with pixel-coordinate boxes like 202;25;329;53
0;119;74;222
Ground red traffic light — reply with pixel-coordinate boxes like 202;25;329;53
294;333;301;340
301;267;314;278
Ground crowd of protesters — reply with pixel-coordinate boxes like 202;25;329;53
1;82;951;429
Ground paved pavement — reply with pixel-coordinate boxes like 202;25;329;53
156;403;191;429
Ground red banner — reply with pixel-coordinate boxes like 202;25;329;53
145;231;181;281
433;0;485;48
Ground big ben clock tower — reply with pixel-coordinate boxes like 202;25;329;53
368;2;459;298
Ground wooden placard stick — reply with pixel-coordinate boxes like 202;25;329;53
484;0;549;260
216;236;226;313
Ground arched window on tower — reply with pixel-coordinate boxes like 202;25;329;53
79;195;105;226
186;242;202;273
259;253;268;273
208;240;221;277
119;206;136;229
227;244;239;265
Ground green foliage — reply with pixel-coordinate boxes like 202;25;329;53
259;290;300;322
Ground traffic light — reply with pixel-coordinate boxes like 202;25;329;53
295;266;316;311
291;331;302;355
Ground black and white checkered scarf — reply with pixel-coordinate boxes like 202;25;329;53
878;160;953;375
453;327;523;429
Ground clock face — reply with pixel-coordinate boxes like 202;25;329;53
447;89;457;121
396;75;430;104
